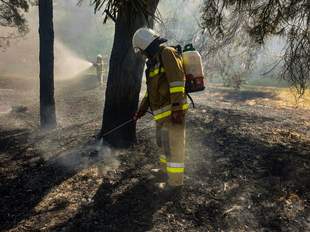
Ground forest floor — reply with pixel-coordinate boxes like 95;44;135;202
0;73;309;232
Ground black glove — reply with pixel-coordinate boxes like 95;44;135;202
133;110;146;121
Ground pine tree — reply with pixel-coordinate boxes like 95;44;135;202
85;0;160;147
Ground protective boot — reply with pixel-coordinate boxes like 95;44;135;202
160;184;183;201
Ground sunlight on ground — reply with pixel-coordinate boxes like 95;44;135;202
240;85;310;109
276;88;310;109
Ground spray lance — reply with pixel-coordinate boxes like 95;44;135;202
100;118;134;138
94;117;137;154
93;112;152;153
100;111;153;138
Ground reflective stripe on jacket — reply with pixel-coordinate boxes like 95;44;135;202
139;46;188;122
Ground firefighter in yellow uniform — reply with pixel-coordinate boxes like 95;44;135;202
93;54;104;85
132;28;188;193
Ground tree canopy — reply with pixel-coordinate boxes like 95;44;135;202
202;0;310;95
79;0;157;24
0;0;30;47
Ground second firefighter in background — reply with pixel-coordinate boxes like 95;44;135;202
133;28;188;191
93;54;104;85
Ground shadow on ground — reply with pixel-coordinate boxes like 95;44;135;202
0;126;101;231
53;173;165;232
0;127;77;231
221;89;277;102
1;103;309;231
184;105;310;231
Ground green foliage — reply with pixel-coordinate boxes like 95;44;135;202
0;0;29;29
200;26;258;90
201;0;310;95
78;0;152;23
0;0;30;48
247;77;289;88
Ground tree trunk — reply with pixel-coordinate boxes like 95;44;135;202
100;1;159;148
39;0;56;129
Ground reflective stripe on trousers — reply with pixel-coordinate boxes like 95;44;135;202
156;120;186;186
153;105;172;121
167;162;185;173
169;81;185;94
153;103;189;121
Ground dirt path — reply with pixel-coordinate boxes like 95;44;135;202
0;75;309;231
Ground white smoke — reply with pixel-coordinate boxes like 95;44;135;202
34;135;120;174
156;0;203;45
0;1;113;80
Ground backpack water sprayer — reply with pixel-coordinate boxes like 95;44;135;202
182;44;206;93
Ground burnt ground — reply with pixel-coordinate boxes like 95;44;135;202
0;73;309;231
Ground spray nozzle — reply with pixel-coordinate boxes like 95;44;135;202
183;43;195;52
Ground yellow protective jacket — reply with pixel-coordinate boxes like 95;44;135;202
139;46;188;122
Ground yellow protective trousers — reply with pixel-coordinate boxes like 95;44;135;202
156;120;186;186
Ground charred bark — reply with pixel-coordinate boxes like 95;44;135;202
39;0;56;129
100;1;159;148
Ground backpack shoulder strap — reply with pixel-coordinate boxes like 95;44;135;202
157;46;165;76
158;45;181;71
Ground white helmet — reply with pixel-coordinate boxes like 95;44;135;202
97;54;102;58
132;28;159;53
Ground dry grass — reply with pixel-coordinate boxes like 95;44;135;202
239;85;310;109
275;88;310;109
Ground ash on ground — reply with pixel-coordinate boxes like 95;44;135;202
0;74;309;231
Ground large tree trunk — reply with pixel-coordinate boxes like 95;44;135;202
39;0;56;129
100;1;159;148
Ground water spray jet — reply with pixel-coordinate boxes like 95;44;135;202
54;40;93;80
